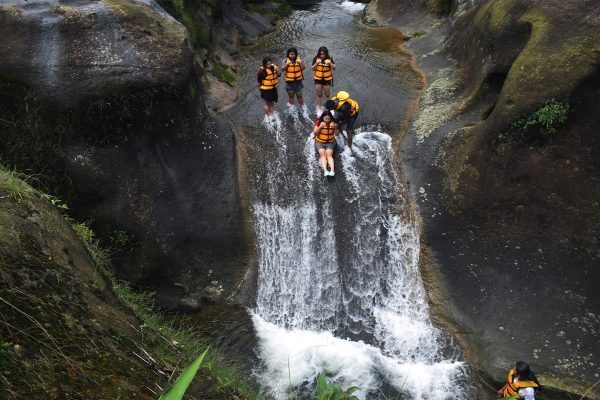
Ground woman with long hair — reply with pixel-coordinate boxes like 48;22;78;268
311;110;339;177
311;46;336;115
257;57;280;117
281;47;306;108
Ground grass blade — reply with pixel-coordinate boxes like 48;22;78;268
159;347;210;400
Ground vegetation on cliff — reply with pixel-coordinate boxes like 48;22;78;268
0;165;255;399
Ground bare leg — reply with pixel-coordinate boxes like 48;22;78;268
318;148;328;172
315;84;323;108
269;102;276;116
326;148;334;173
296;92;304;107
347;129;353;149
264;101;270;116
287;92;295;106
323;84;331;102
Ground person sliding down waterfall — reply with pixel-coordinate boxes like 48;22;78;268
498;361;541;399
327;91;359;150
257;57;280;118
281;47;306;109
311;46;336;116
311;110;339;177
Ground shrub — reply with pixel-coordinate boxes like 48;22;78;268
315;373;360;400
496;99;569;144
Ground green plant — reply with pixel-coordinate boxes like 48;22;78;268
39;193;69;211
532;99;569;133
109;230;134;248
173;0;184;14
0;167;33;201
496;99;569;143
159;347;209;400
72;222;95;244
315;373;360;400
411;31;427;38
212;62;236;87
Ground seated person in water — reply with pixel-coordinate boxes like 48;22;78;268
498;361;541;399
326;91;359;150
281;47;306;108
257;57;280;117
312;110;339;177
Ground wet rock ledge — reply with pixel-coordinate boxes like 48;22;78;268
367;0;600;398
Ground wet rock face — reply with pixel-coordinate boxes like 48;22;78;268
0;0;251;310
385;0;600;396
0;0;192;108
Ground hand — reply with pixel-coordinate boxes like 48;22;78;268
286;59;291;65
319;122;327;128
324;59;330;65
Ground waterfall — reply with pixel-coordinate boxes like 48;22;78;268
251;121;471;399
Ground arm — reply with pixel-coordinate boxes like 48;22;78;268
333;123;340;135
311;57;319;71
313;122;324;135
275;66;281;77
281;59;290;71
325;58;336;70
257;70;264;87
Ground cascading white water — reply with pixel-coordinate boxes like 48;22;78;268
251;121;471;399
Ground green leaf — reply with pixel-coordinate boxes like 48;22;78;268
159;347;209;400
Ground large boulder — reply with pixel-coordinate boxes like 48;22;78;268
0;0;253;310
376;0;600;397
0;0;192;107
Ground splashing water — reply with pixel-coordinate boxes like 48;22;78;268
252;123;472;399
339;1;367;13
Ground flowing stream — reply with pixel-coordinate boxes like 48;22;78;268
228;1;472;398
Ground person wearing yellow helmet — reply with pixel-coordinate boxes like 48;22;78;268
311;46;336;116
326;91;359;150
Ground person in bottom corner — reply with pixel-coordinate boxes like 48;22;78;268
327;91;359;150
257;57;280;117
281;47;306;108
312;110;339;177
498;361;541;399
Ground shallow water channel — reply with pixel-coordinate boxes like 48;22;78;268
226;1;473;398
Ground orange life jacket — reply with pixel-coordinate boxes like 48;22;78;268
314;122;335;143
313;61;333;81
285;58;303;82
336;98;359;117
501;369;539;398
259;66;278;90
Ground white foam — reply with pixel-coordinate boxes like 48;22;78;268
252;314;469;400
338;1;367;13
253;125;472;399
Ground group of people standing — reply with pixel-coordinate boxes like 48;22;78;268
257;46;360;177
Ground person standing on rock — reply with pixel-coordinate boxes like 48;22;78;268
311;46;336;116
498;361;541;399
257;57;280;118
311;110;339;177
327;91;359;150
281;47;306;108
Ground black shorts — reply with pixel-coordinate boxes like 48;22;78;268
314;79;332;86
338;113;359;131
260;88;278;103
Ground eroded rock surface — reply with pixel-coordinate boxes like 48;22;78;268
371;0;600;397
0;0;258;309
